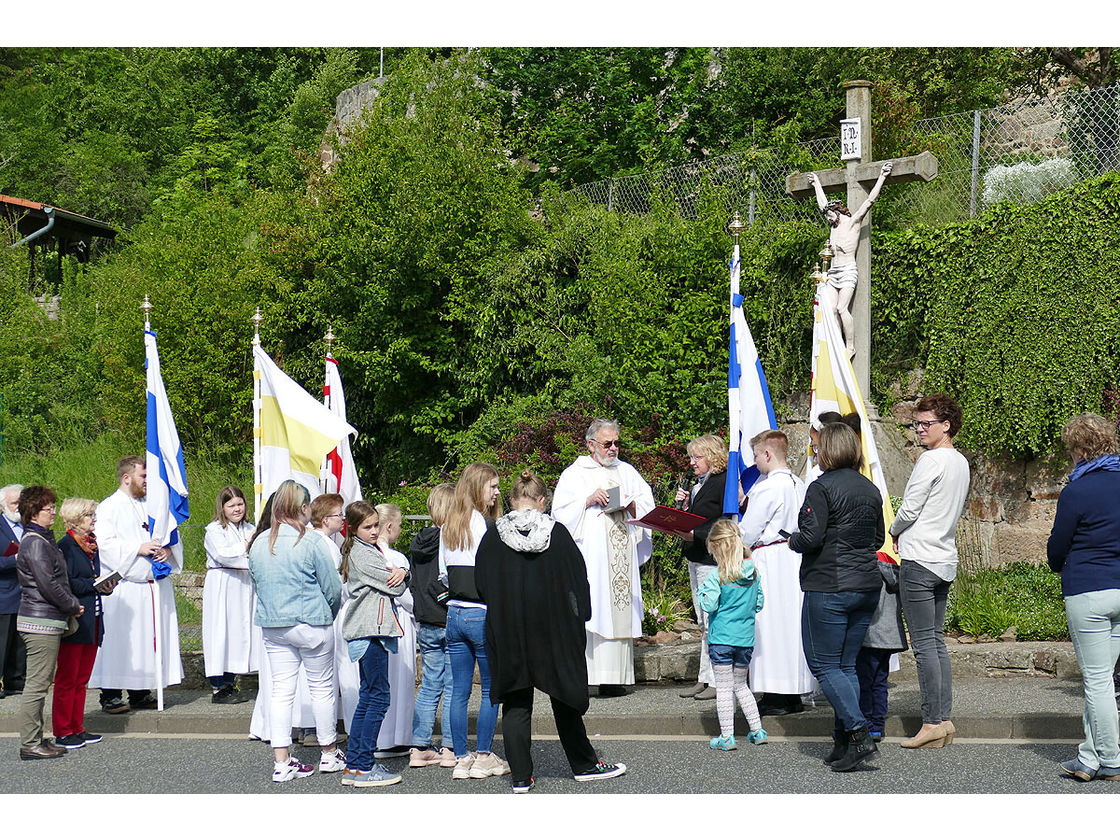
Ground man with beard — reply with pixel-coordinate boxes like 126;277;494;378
0;484;27;698
89;456;183;713
552;419;655;697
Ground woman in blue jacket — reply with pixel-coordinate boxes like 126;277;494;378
1047;413;1120;783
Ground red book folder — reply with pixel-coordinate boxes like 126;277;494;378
627;505;708;536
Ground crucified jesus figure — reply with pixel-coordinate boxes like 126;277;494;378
808;161;892;359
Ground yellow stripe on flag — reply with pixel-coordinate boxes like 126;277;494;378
259;395;344;477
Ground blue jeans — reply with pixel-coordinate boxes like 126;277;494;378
856;647;892;733
346;642;391;772
446;605;498;757
802;589;878;733
1065;588;1120;771
411;621;454;747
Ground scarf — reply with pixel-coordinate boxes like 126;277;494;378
25;521;56;545
1069;453;1120;483
496;508;554;553
68;528;98;556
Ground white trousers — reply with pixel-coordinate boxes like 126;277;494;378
261;623;336;750
687;561;715;685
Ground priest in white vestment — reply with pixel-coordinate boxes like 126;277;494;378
739;431;816;715
552;419;655;695
89;456;183;709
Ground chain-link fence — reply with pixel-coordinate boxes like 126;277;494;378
571;83;1120;231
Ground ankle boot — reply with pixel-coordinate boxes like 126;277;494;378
831;727;878;773
824;730;849;765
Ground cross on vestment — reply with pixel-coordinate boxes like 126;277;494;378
784;80;939;402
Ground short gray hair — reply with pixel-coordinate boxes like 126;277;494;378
1;484;23;500
586;418;620;443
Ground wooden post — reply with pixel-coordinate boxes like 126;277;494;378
842;81;873;401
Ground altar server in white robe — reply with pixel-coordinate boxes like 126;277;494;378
740;431;817;716
90;456;183;708
202;485;259;704
375;503;417;755
552;419;655;695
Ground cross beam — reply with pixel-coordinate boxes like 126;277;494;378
785;151;939;199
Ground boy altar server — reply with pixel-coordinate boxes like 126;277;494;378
739;431;816;715
89;456;183;711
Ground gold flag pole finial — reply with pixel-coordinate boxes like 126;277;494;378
251;307;263;347
141;294;153;330
324;326;335;357
727;212;747;244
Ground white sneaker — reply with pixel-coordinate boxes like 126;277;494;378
319;748;347;773
451;752;475;780
272;757;315;783
469;751;511;778
410;747;443;768
438;747;457;768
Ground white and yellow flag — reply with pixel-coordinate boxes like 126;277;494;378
253;344;357;518
809;283;898;562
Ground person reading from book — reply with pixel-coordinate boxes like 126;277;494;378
552;419;655;697
673;434;729;701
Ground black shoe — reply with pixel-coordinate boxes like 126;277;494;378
55;733;86;750
79;731;103;744
129;693;158;710
597;685;627;697
512;777;535;793
831;727;879;772
101;697;131;715
211;686;246;705
824;731;849;765
759;699;805;717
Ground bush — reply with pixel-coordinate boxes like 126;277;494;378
946;562;1068;641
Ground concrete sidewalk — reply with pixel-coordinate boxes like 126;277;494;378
0;675;1093;741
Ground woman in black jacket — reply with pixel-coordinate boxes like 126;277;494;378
475;470;627;793
53;498;116;749
15;486;83;760
789;423;884;772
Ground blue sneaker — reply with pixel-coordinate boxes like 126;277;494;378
1098;766;1120;781
353;764;402;787
747;728;768;745
709;734;737;751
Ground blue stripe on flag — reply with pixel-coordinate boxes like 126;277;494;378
727;322;741;389
755;358;778;428
723;450;741;516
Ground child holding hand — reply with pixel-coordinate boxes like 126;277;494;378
699;519;767;751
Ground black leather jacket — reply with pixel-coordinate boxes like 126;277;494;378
16;524;81;621
789;468;884;593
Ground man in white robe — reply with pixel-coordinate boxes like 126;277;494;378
739;431;816;716
89;456;183;712
552;419;655;696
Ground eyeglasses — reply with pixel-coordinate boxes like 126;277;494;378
912;420;944;431
324;513;344;520
596;439;621;449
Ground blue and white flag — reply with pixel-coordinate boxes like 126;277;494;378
145;328;189;571
723;242;778;517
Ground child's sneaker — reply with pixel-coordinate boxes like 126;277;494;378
709;734;737;751
319;748;347;773
451;752;475;779
747;728;768;745
469;751;511;778
272;757;315;783
353;764;402;787
573;761;627;781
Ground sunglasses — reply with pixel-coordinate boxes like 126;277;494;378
596;439;621;449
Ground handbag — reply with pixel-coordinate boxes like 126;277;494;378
63;616;80;638
878;558;900;594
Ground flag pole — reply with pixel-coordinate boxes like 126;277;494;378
142;295;166;713
252;308;263;521
320;326;335;494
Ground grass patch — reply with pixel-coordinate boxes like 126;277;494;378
946;562;1068;641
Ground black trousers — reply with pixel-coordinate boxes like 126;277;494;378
0;613;27;692
501;687;598;782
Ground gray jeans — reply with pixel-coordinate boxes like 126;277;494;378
899;560;953;724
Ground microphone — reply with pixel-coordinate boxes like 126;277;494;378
675;468;695;509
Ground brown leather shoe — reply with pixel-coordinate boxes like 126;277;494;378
20;742;67;760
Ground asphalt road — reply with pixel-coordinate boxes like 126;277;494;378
2;733;1116;796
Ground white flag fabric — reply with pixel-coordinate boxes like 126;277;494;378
723;242;779;517
809;282;898;559
145;328;189;571
254;344;357;515
321;354;362;506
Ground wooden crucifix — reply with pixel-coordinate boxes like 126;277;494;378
785;80;939;402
